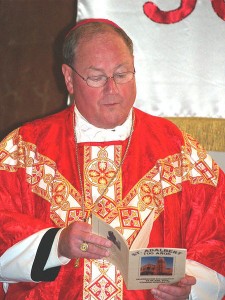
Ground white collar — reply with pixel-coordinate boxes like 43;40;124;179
74;106;133;143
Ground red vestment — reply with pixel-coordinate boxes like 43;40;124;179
0;105;224;299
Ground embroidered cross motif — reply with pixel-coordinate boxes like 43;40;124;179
119;208;141;229
87;275;119;300
87;159;118;188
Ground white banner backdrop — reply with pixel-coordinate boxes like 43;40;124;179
77;0;225;118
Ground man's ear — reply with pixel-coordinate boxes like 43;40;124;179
62;64;74;94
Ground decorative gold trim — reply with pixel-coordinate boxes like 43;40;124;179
166;117;225;151
1;130;221;300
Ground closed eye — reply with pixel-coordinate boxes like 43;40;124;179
88;75;107;82
114;73;128;79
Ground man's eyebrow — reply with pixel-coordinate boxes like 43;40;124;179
114;63;130;70
87;66;105;72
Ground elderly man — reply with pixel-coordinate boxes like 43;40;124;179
0;19;224;300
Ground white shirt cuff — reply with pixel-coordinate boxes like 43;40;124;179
0;228;50;282
44;228;70;270
0;228;70;283
186;259;225;300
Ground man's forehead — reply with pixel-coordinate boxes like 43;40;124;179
74;30;133;70
75;36;133;67
77;31;128;50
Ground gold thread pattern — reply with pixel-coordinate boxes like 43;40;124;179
0;129;220;299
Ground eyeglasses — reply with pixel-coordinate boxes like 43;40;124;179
67;64;135;88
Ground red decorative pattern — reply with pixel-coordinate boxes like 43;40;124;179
0;150;8;162
195;161;214;181
143;1;225;24
88;275;119;300
88;160;117;186
95;197;117;219
211;0;225;20
143;0;197;24
119;208;141;229
139;180;163;210
67;208;88;225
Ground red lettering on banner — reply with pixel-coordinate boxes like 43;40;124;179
211;0;225;20
143;0;197;24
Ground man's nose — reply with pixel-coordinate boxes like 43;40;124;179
104;77;119;93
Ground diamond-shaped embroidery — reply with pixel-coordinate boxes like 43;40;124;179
119;208;141;229
0;150;8;162
88;275;119;300
196;161;214;180
67;208;88;224
95;198;117;219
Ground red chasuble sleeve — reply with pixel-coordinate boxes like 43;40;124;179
132;110;225;277
0;106;76;256
0;130;63;283
0;133;54;253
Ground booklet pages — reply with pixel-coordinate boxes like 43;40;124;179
92;212;187;290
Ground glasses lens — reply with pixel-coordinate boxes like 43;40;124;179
86;72;135;88
114;72;134;84
87;76;107;88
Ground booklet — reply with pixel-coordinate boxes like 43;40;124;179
92;211;187;290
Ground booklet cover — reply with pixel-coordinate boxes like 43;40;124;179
92;212;187;290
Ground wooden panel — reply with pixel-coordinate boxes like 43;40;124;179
0;0;77;140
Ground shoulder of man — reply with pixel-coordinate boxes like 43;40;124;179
18;105;74;143
134;107;182;136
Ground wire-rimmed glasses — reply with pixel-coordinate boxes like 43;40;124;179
67;64;135;88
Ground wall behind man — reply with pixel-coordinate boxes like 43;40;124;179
0;0;77;141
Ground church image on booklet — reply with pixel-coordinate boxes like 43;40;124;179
140;256;173;276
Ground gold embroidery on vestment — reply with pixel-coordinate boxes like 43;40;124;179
0;129;220;299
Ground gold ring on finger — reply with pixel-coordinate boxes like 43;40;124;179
80;241;89;252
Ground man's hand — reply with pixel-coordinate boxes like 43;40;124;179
151;275;196;299
58;221;112;259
